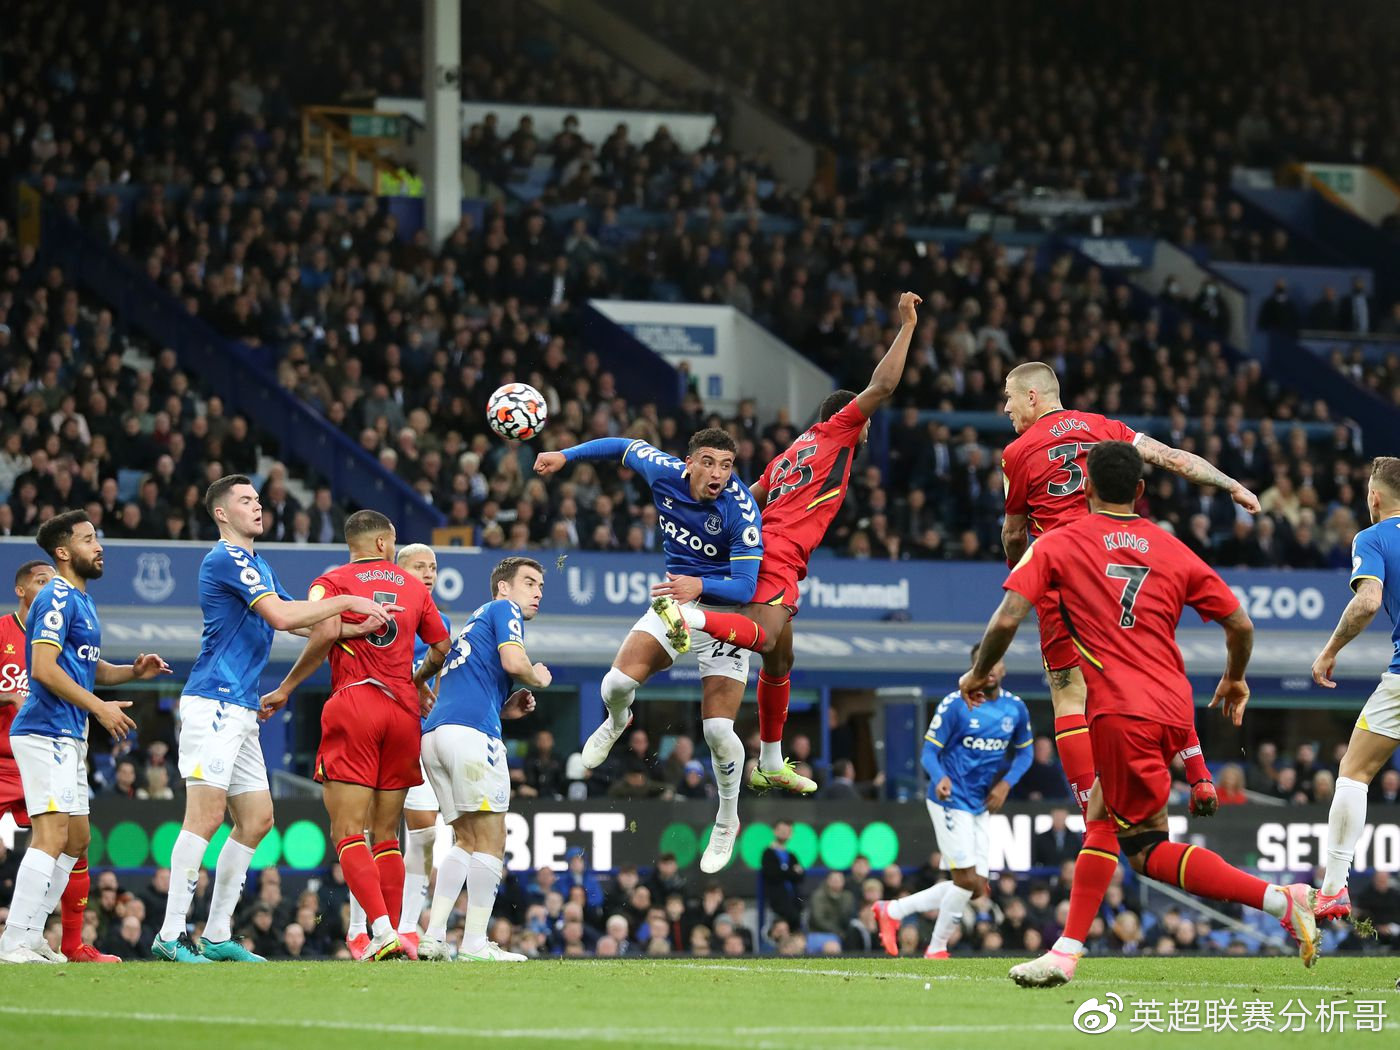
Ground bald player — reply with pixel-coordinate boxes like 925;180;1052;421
998;362;1259;815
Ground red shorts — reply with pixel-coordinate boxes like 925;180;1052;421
1090;714;1194;827
752;544;805;616
1036;593;1079;672
315;684;423;791
0;765;29;827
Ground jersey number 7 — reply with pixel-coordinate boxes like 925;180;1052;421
1105;564;1149;628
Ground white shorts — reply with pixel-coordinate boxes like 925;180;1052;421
928;799;989;877
12;734;90;817
176;696;269;797
633;600;751;684
403;758;440;811
1357;672;1400;740
421;724;510;820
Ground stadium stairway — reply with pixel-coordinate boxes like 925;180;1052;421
39;207;446;541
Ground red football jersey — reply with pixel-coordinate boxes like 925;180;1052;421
0;612;26;761
308;560;449;715
1001;409;1139;538
1003;511;1240;728
757;398;867;571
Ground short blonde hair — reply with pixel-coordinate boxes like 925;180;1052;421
396;543;435;565
1006;361;1061;397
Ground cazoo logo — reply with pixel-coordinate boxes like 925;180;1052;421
1227;584;1324;621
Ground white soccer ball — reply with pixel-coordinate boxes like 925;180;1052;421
486;383;548;441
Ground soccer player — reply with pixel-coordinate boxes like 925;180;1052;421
154;476;395;964
998;362;1259;816
262;511;451;962
656;291;923;793
340;541;453;959
1309;456;1400;923
1;511;171;964
958;442;1318;986
0;558;118;963
416;556;548;962
872;644;1030;958
534;429;762;872
390;543;453;956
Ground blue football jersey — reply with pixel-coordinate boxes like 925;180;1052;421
183;541;292;710
414;611;452;669
620;439;763;604
1351;514;1400;674
923;688;1032;814
12;577;102;740
424;599;523;740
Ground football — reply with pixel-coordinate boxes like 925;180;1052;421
486;382;548;440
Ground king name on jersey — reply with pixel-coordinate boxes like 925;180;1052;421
1103;531;1151;553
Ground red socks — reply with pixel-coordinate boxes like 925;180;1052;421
1143;841;1268;910
1053;714;1095;814
1062;819;1119;944
699;610;766;652
373;839;405;929
757;671;791;746
1179;739;1210;784
338;836;388;925
60;854;90;956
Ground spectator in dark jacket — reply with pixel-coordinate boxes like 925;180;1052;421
761;820;805;927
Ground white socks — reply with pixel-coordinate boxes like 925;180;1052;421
0;849;55;949
680;605;706;630
703;717;743;825
159;830;209;941
887;880;957;921
462;852;503;953
203;837;256;942
426;845;472;942
399;825;436;933
1262;884;1288;919
1322;776;1369;896
38;852;79;919
347;895;367;937
601;668;639;730
758;740;784;771
929;885;973;953
1053;936;1085;955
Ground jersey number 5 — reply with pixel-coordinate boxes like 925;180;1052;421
1105;565;1150;628
1046;442;1097;497
365;590;399;648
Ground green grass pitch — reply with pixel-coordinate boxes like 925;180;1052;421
1;956;1396;1048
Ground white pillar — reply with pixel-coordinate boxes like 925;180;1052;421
423;0;462;247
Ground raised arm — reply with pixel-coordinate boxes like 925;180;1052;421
854;292;922;418
534;437;635;476
1312;578;1382;688
1135;434;1260;513
253;592;393;633
962;590;1035;703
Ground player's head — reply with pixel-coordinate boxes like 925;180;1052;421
205;474;262;539
1084;441;1144;509
819;389;871;445
1004;362;1063;434
396;542;437;590
1367;456;1400;523
37;510;103;581
685;428;737;502
14;559;55;613
345;509;396;561
970;642;1005;692
491;556;544;619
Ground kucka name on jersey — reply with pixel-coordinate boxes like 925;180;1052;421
1047;417;1092;439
